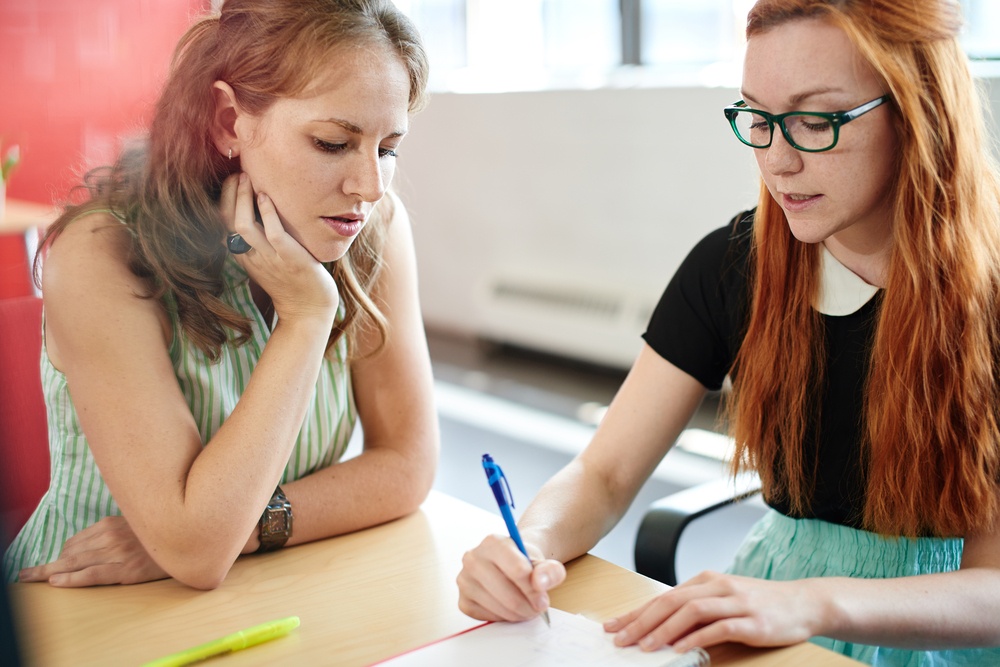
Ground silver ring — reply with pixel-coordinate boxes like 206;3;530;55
227;233;252;254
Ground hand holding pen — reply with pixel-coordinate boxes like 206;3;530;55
482;453;552;626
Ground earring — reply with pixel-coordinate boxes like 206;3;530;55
228;147;233;160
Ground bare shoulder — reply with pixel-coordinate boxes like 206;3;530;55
379;190;415;258
43;211;142;296
382;189;411;230
370;190;417;286
42;211;171;370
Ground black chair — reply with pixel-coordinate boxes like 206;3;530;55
634;430;761;587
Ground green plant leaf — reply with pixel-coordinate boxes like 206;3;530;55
1;144;20;182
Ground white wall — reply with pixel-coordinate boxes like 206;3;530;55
396;79;1000;370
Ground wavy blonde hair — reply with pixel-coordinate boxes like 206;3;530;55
729;0;1000;536
38;0;428;360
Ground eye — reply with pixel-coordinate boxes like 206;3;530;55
314;138;346;153
800;117;832;133
379;147;399;159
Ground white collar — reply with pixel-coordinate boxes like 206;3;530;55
814;244;880;316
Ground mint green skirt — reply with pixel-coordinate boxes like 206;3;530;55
727;510;1000;666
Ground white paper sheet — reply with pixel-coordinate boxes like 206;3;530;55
376;608;708;666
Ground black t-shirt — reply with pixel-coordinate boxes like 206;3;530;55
643;210;879;527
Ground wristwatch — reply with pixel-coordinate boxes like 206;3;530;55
257;486;293;553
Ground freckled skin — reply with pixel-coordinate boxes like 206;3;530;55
235;43;411;263
743;18;898;282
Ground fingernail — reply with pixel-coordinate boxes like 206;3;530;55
18;570;35;582
640;635;657;650
239;172;247;184
604;617;619;629
615;630;629;644
537;573;550;588
257;192;267;204
49;574;65;586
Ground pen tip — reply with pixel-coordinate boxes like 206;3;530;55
542;610;551;627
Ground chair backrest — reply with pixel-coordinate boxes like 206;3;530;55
0;296;49;546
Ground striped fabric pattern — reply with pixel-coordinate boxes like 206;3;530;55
2;257;356;581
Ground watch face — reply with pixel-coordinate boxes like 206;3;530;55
263;509;288;534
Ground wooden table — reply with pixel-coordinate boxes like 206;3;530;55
8;491;860;666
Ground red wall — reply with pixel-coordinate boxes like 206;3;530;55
0;0;208;206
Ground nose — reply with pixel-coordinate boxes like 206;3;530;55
344;149;390;203
761;126;803;177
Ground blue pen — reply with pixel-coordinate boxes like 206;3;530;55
482;453;551;627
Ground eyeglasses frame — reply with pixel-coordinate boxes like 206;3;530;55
723;95;891;153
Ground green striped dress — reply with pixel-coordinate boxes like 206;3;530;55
2;257;356;581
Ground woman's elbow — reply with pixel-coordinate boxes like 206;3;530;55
176;570;227;591
396;435;439;513
168;560;231;590
157;546;239;590
416;436;440;495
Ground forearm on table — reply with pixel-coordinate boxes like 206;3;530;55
807;568;1000;648
518;458;634;565
136;318;334;579
185;316;333;503
265;433;438;548
514;345;706;566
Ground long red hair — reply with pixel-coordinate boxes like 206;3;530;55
729;0;1000;536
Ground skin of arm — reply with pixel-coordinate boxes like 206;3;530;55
606;523;1000;653
820;529;1000;648
456;344;708;622
20;186;438;589
28;177;340;590
251;192;440;549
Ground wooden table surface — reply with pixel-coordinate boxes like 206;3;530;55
9;491;860;666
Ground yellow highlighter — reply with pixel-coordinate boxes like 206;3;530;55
143;616;300;667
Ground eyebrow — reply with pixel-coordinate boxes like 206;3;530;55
315;117;406;139
742;86;847;107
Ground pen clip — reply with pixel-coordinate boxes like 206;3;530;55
482;455;515;509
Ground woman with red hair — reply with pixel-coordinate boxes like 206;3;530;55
457;1;1000;663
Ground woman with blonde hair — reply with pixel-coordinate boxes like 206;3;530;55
457;0;1000;664
3;0;439;589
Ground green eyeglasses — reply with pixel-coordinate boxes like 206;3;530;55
724;95;890;152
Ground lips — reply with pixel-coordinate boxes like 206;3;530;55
322;215;364;238
780;192;821;212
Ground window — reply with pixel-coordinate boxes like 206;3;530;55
961;0;1000;60
394;0;1000;93
640;0;744;67
395;0;620;91
392;0;467;77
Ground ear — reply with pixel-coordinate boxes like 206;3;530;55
211;81;242;159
